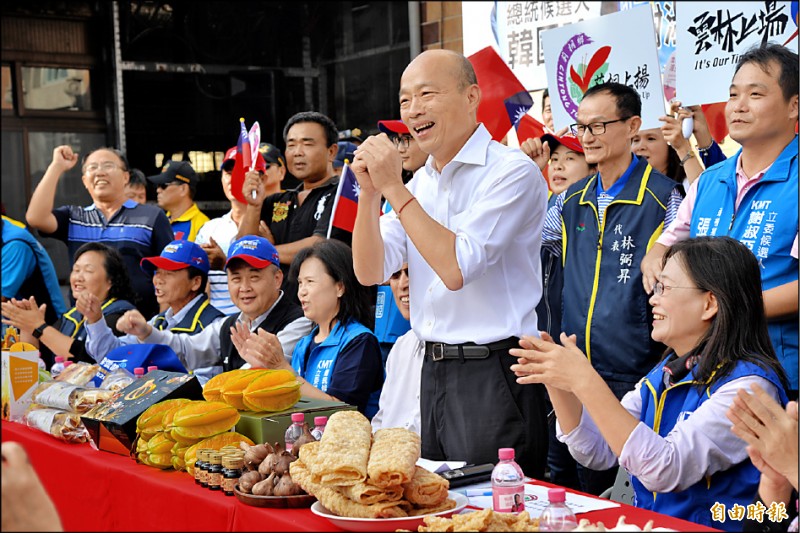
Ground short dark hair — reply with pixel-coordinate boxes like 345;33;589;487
186;266;208;295
127;168;147;188
662;237;788;391
542;88;550;112
289;240;374;332
81;147;130;172
582;82;641;119
283;112;339;148
73;242;137;305
734;43;799;102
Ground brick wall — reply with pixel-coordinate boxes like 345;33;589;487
420;1;462;53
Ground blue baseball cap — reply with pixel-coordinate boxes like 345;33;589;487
140;240;210;276
226;236;280;270
333;141;358;170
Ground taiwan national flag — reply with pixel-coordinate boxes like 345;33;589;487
326;164;359;237
468;46;533;141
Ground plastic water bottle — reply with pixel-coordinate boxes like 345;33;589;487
311;416;327;441
147;365;158;374
63;361;74;368
540;488;578;531
284;413;305;452
50;356;66;378
134;367;145;379
491;448;525;513
37;357;46;371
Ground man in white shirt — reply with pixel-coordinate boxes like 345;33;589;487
351;50;549;477
103;236;312;379
371;264;423;434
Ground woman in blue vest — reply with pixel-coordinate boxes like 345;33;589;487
232;240;384;417
510;237;789;530
2;242;135;368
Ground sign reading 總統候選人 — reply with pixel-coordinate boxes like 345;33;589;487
541;5;665;132
676;1;799;106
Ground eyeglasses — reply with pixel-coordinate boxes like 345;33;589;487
653;281;704;296
83;161;123;174
569;117;631;137
390;267;409;280
392;135;413;149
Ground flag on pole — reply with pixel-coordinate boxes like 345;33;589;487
468;46;533;141
248;121;260;164
516;113;547;144
239;118;252;170
326;163;360;238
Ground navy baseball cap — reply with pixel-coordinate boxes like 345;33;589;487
147;160;199;187
141;240;210;276
226;236;280;269
333;141;358;170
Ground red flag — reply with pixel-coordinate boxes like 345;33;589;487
516;114;547;144
326;164;360;237
468;47;533;141
700;102;728;144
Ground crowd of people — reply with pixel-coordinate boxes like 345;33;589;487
1;41;798;531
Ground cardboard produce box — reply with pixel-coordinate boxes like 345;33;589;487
235;397;356;445
81;370;202;455
2;345;41;422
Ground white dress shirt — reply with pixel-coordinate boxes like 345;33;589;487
195;211;241;316
379;123;548;343
371;329;424;434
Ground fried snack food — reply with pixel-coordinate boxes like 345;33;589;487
291;457;409;518
571;515;655;531
311;411;372;486
23;405;89;444
417;508;539;532
32;382;114;414
367;428;420;488
54;362;100;385
402;466;450;507
407;498;457;516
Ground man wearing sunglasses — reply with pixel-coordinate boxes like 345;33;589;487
148;160;209;242
539;82;684;495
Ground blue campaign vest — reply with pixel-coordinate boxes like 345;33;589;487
58;298;136;342
291;320;380;416
2;217;67;322
151;295;223;335
633;360;789;530
690;138;799;389
561;159;675;382
373;286;411;345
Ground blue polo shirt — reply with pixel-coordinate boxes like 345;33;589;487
44;199;174;317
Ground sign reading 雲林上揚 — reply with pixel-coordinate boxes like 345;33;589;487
676;1;799;106
541;5;665;131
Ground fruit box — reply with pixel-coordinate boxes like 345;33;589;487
235;397;356;446
81;370;203;455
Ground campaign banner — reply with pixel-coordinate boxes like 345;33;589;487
541;5;666;131
676;1;799;105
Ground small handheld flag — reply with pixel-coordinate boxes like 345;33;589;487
326;163;360;238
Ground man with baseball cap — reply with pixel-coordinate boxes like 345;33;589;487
196;144;284;316
113;235;312;376
82;240;225;382
148;160;209;242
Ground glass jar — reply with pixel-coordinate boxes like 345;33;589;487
222;455;244;496
195;449;208;486
207;452;223;491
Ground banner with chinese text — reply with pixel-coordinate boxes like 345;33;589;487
676;1;799;105
541;5;666;131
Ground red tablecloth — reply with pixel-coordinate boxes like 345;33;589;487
2;421;718;531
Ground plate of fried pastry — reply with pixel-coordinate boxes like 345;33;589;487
290;411;467;532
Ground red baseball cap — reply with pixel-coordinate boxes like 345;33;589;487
377;120;409;135
541;133;584;154
221;146;267;172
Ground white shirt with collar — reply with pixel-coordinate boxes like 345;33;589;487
379;123;548;344
371;329;424;434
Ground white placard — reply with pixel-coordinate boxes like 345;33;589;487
676;2;799;106
541;5;666;131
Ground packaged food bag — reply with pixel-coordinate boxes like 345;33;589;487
2;342;41;422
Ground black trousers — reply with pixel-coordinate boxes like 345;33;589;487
420;351;549;479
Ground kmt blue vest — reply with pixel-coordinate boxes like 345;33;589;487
561;159;675;382
633;360;789;530
151;295;223;335
690;138;798;389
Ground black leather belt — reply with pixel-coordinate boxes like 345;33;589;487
424;337;520;361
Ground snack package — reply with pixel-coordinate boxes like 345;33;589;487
31;381;114;414
55;362;100;386
100;367;135;393
24;404;89;444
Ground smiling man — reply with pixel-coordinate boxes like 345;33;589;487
641;44;799;397
351;49;550;478
539;82;684;494
25;145;174;318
